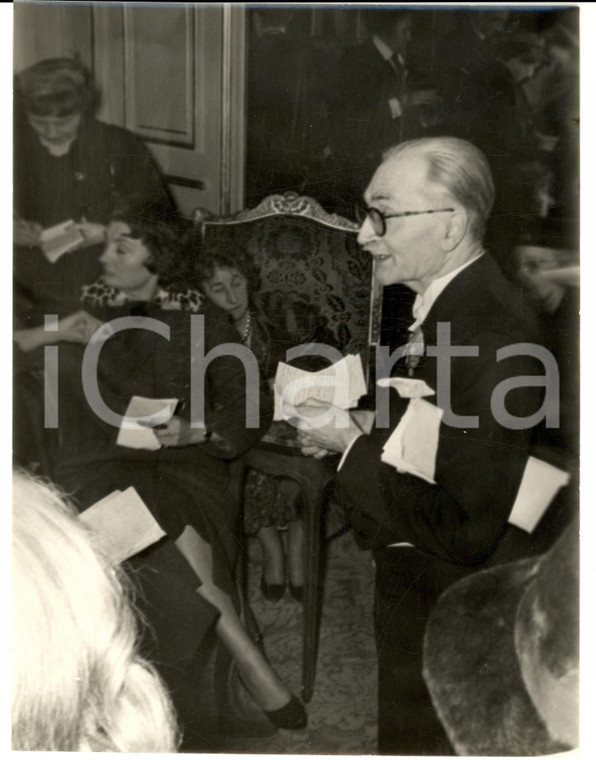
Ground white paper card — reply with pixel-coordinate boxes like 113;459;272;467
388;97;402;118
273;354;367;421
377;376;435;399
116;396;179;450
508;456;570;533
79;487;166;564
381;398;443;483
39;219;84;263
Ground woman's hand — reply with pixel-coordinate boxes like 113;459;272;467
14;311;104;352
56;311;104;344
153;416;208;448
72;221;106;249
14;219;42;246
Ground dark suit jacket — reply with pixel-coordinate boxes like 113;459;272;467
337;255;546;566
51;300;272;597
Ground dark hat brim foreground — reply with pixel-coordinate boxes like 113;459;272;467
423;524;579;756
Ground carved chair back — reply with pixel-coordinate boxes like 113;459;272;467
194;192;382;385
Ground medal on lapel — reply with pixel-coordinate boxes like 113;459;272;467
405;326;425;377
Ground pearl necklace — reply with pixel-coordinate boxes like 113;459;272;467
234;310;252;344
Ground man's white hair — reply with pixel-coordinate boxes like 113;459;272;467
383;137;495;240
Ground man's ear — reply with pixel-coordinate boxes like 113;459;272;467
441;209;468;252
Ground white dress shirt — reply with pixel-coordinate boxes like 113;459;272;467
409;251;485;333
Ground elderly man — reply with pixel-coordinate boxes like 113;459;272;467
297;137;549;754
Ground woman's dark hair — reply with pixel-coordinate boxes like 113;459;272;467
194;243;261;296
110;196;192;289
15;57;99;118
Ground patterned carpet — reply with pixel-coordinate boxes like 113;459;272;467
222;503;379;754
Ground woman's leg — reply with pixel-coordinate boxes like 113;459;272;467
175;526;292;711
258;525;285;586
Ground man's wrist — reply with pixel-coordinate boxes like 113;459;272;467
190;427;211;444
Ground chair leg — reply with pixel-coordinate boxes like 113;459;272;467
236;528;264;650
301;482;327;703
230;457;264;650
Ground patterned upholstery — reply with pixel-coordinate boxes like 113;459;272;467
195;193;382;379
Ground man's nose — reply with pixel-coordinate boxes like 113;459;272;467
357;216;377;246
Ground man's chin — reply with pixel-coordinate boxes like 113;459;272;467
374;268;401;287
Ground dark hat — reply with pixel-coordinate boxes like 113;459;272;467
423;520;579;756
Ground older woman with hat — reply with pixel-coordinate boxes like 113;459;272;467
14;57;173;317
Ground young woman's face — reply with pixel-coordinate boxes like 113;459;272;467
26;112;82;150
100;222;159;299
201;266;249;321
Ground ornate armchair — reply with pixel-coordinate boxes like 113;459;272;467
194;193;382;702
195;192;382;383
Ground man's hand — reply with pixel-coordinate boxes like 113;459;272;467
153;417;208;448
291;401;364;454
300;444;332;459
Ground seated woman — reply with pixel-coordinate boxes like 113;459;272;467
14;56;173;318
196;247;309;602
12;470;178;751
50;198;307;729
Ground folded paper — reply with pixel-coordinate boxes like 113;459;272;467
116;395;179;450
508;456;570;533
377;376;435;399
39;219;84;263
79;487;166;564
274;354;367;421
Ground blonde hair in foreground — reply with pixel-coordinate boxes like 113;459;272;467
11;471;178;751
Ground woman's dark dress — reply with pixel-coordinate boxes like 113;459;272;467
14;116;172;318
241;309;300;534
52;298;272;597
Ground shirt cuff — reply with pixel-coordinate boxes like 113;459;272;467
337;432;364;471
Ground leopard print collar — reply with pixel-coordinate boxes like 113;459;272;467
81;278;205;312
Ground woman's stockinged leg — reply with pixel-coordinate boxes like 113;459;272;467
174;526;292;711
258;525;285;586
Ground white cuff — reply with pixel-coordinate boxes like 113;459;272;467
337;433;364;471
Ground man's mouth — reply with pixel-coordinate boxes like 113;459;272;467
370;253;391;262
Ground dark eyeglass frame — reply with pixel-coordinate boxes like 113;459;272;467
356;206;455;237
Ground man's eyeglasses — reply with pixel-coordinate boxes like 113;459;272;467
355;206;455;237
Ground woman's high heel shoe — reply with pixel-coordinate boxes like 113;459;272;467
289;583;303;603
263;694;308;730
260;576;285;602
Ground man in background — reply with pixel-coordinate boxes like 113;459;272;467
329;10;413;216
245;8;326;207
